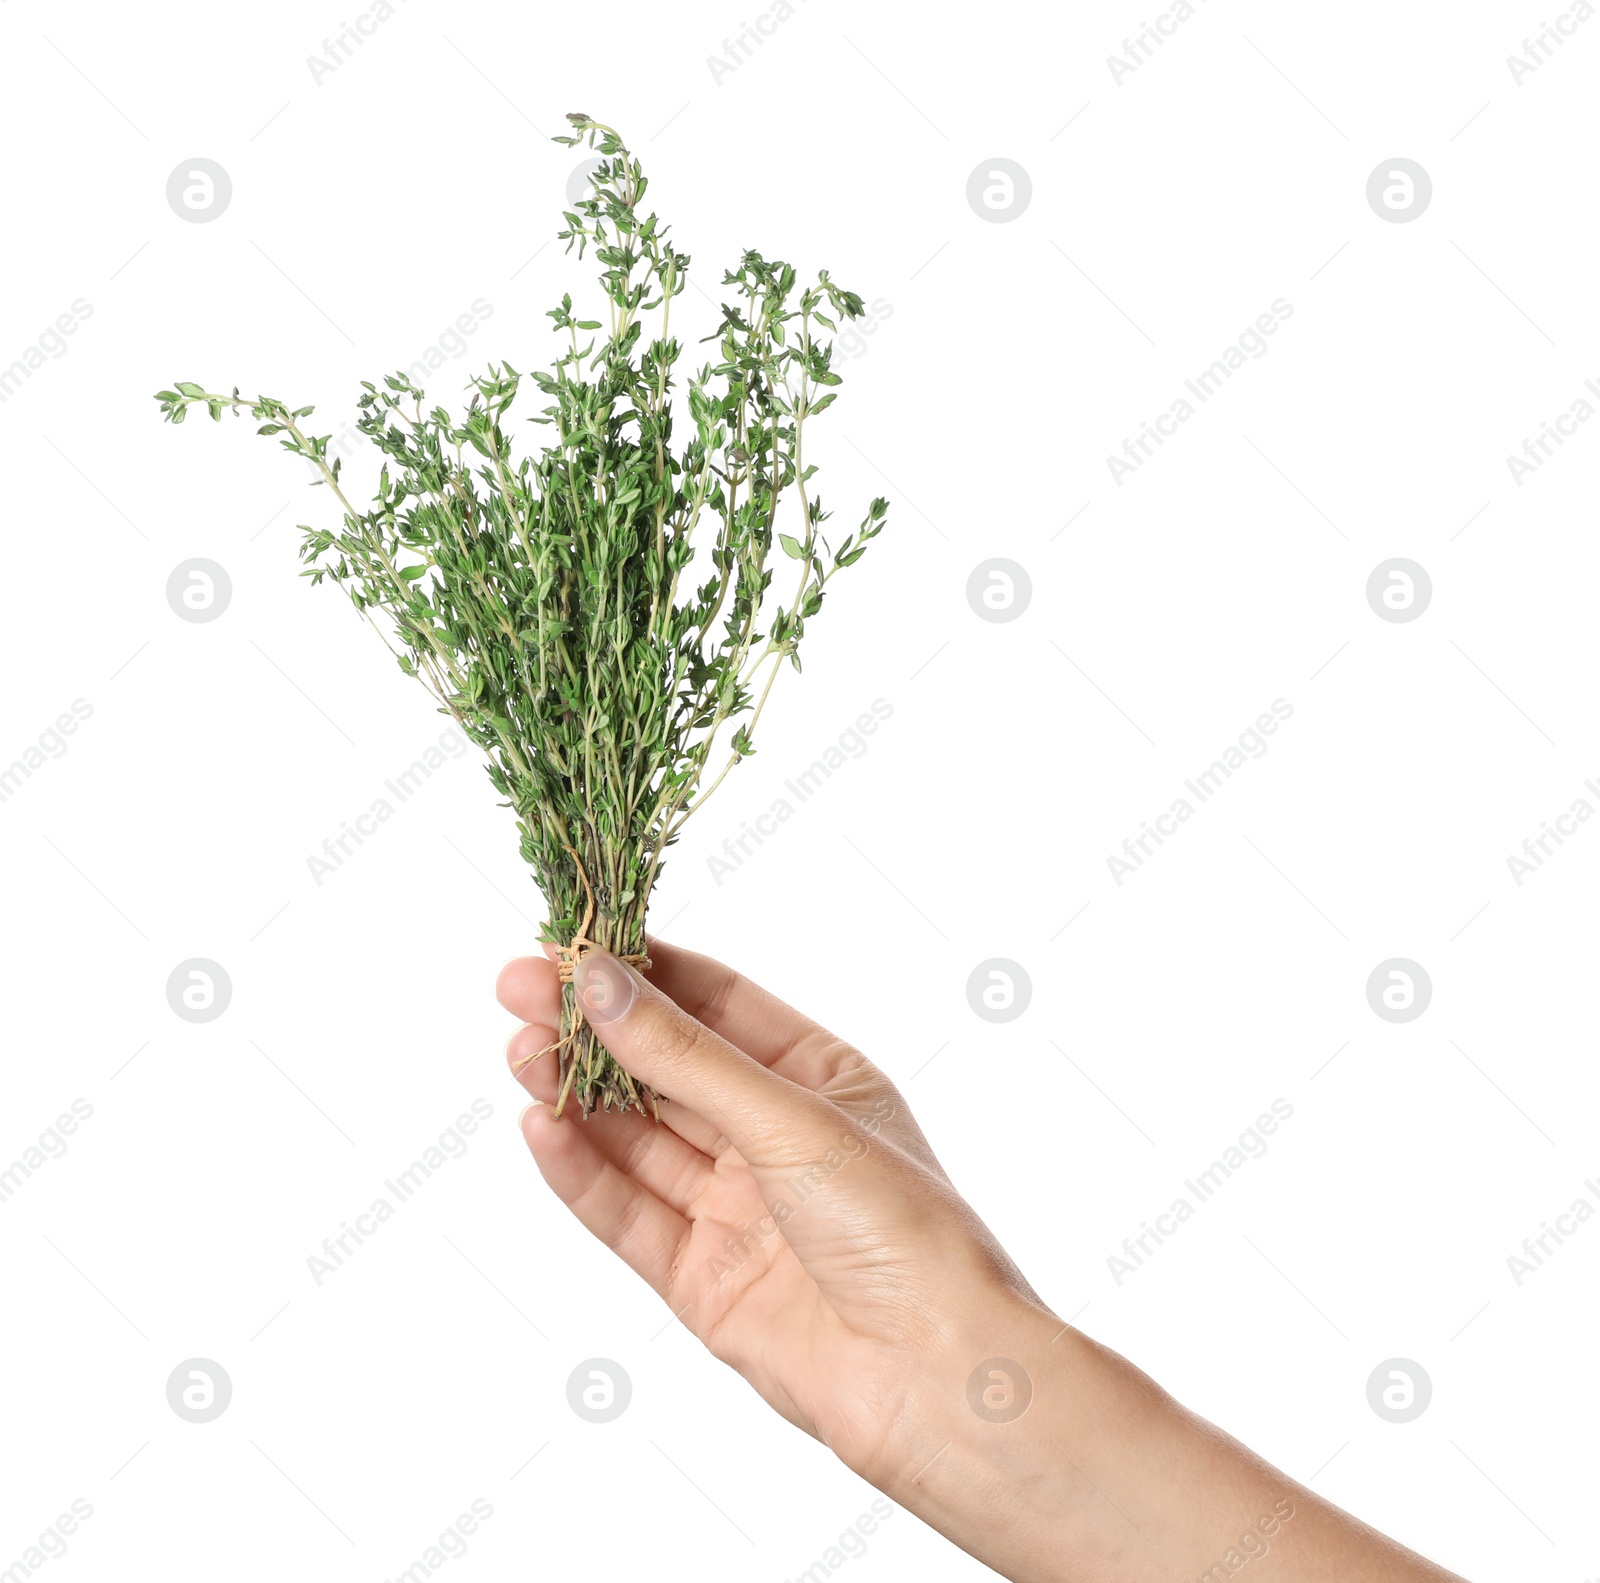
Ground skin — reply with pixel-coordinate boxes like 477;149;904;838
496;938;1471;1583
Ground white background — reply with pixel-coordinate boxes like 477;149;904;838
1;1;1595;1579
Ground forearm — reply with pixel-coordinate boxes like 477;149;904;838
879;1294;1469;1583
504;947;1471;1581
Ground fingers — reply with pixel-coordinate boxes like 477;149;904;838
506;1010;733;1159
496;956;561;1027
572;949;858;1173
520;1104;690;1300
514;950;973;1337
505;1022;562;1104
498;944;938;1177
506;1023;720;1212
495;943;866;1158
613;947;936;1175
497;940;872;1094
639;938;867;1091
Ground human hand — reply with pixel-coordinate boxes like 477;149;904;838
497;938;1042;1466
496;941;1469;1583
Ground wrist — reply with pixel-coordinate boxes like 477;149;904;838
872;1292;1136;1583
874;1292;1306;1583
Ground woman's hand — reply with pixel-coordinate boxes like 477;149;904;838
497;938;1037;1473
496;939;1469;1583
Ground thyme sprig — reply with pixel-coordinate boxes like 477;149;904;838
155;115;888;1116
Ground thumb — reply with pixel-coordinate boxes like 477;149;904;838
573;948;852;1171
576;949;953;1331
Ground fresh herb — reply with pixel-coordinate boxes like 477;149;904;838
154;114;888;1118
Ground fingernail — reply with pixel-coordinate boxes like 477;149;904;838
572;949;639;1025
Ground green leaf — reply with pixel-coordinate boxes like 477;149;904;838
150;122;892;1121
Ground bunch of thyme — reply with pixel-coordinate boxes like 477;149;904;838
154;115;888;1118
